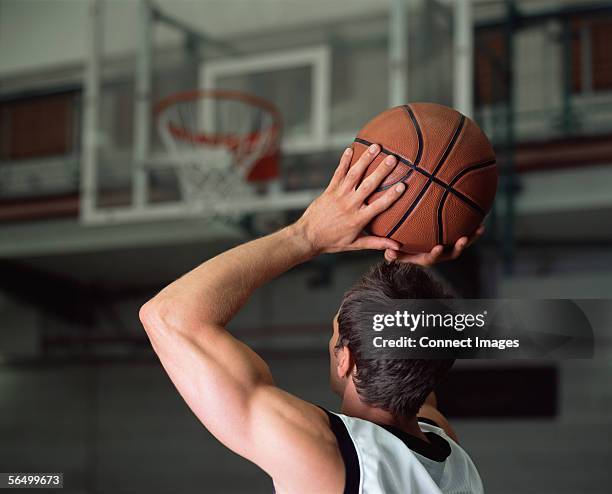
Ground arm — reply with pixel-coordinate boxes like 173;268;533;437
139;144;405;492
417;391;459;443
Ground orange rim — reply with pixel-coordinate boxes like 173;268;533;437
153;89;283;146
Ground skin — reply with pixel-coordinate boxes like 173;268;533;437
140;144;478;493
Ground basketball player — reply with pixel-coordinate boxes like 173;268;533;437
140;144;485;493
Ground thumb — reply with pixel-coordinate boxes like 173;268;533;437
350;236;401;252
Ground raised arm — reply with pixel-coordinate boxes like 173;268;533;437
139;144;406;491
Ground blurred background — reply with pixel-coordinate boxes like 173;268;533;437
1;0;612;492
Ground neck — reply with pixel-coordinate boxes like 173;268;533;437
340;381;429;442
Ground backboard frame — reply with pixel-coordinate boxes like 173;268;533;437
200;45;332;154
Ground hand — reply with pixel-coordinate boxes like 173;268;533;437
295;144;405;255
383;225;486;266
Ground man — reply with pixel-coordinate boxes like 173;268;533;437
140;144;484;493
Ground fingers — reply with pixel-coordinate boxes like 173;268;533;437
385;249;399;262
445;225;485;258
385;245;443;267
354;154;398;202
361;182;405;220
341;144;380;192
384;224;486;266
420;243;462;265
350;235;401;252
466;224;485;247
328;147;353;189
446;225;485;260
450;236;469;259
425;245;446;264
416;245;445;266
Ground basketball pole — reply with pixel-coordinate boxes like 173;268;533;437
389;0;408;107
133;0;153;212
80;0;103;225
453;0;474;118
502;0;517;274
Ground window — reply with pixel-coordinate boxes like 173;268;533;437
0;91;79;161
591;19;612;90
571;16;612;93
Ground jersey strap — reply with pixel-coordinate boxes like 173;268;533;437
319;407;361;494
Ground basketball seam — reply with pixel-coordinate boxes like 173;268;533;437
377;169;414;191
436;159;497;245
355;137;423;177
363;105;423;193
351;143;414;192
404;105;424;166
352;137;488;218
385;112;466;239
441;183;486;214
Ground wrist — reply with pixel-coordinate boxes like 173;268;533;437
287;218;321;259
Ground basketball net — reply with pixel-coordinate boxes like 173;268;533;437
155;90;282;216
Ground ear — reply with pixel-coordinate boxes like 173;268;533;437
336;346;354;379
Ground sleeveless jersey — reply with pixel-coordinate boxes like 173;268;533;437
322;409;484;494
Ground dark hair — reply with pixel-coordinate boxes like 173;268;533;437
336;261;455;418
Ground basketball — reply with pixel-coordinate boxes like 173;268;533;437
351;103;498;253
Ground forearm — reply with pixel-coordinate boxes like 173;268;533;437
144;222;315;329
141;144;403;333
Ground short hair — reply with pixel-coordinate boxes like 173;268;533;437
336;261;455;417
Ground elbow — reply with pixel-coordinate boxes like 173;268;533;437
139;298;157;335
139;296;198;337
139;297;172;336
139;298;176;358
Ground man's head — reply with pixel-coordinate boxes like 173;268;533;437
329;261;455;418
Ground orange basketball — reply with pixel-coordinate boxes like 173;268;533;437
350;103;497;253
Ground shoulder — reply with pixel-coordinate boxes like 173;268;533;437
250;388;345;494
417;403;459;442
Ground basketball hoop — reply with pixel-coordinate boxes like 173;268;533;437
154;90;282;214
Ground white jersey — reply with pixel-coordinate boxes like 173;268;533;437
322;409;483;494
